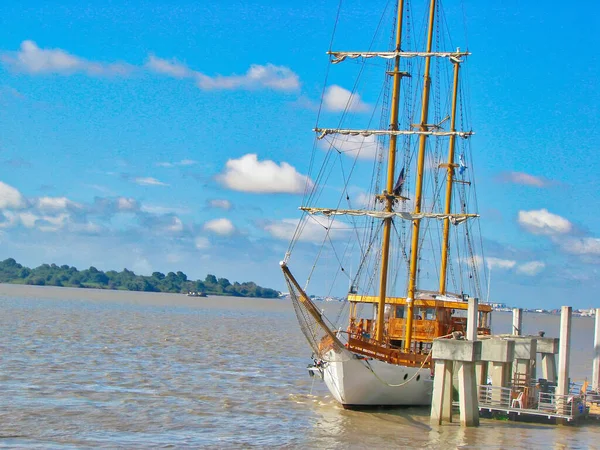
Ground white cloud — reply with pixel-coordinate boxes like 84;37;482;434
0;181;26;209
140;204;189;215
218;153;312;194
263;219;298;241
208;199;232;210
0;211;18;228
323;85;369;112
195;236;211;249
467;255;515;271
518;209;572;235
36;196;81;211
354;191;373;208
69;221;103;234
516;261;546;276
2;205;107;235
471;255;546;276
486;257;517;270
18;211;38;228
156;159;198;168
36;213;69;232
2;40;132;76
497;171;551;187
85;184;115;195
141;215;185;234
116;197;138;211
147;55;300;91
204;218;235;236
321;134;379;160
166;216;184;233
146;55;194;78
263;217;348;243
561;237;600;256
134;177;169;187
197;64;299;91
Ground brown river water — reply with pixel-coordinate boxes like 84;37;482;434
0;284;598;448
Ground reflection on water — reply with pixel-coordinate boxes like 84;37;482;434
0;285;598;448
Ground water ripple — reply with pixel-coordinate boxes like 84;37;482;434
0;289;598;448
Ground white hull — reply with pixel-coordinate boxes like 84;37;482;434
321;348;433;407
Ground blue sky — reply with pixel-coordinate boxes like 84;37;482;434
0;1;598;309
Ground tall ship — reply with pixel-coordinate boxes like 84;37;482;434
281;0;492;408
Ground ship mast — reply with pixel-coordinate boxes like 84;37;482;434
439;58;461;294
374;0;405;343
309;0;474;347
404;0;437;351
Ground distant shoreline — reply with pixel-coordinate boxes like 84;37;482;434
0;258;281;299
0;282;287;302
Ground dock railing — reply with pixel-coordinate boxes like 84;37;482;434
575;383;600;417
478;385;581;421
478;385;511;408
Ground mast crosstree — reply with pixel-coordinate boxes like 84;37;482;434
301;0;475;349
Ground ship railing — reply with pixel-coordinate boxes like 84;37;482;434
344;336;431;367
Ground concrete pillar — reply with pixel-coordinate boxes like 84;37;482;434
541;353;557;383
513;358;530;384
442;362;453;422
556;306;572;399
489;362;507;404
431;360;453;425
431;339;481;427
556;307;572;423
482;339;515;405
509;338;536;386
489;362;508;387
537;337;559;383
594;308;600;392
512;308;522;336
456;362;479;426
467;297;478;341
475;361;488;386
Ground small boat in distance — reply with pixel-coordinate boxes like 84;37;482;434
281;0;491;408
186;291;207;297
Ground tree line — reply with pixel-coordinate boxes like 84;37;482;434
0;258;281;298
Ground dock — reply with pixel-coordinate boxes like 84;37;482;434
477;385;584;422
430;303;598;426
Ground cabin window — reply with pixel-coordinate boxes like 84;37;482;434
384;304;392;321
425;308;436;320
395;305;405;318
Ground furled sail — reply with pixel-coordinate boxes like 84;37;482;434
300;207;477;223
329;50;470;64
315;128;474;139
